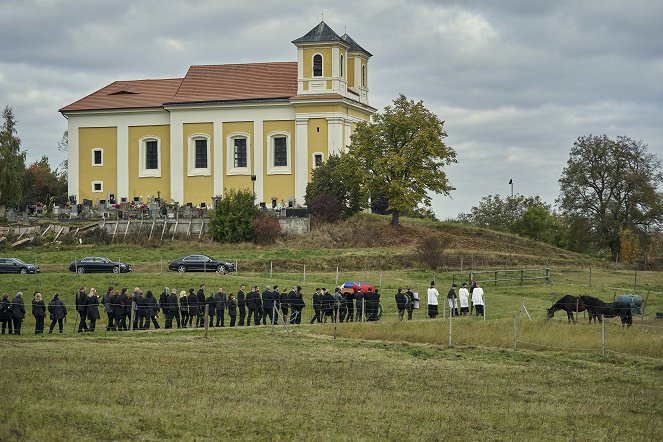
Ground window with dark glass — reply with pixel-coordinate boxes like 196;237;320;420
313;54;323;77
340;55;344;77
93;150;102;165
195;139;207;169
274;137;287;167
145;140;158;170
314;153;323;167
362;65;366;87
234;138;247;168
93;182;102;191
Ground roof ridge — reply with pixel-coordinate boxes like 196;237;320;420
189;61;297;68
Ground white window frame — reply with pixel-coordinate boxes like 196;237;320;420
312;152;324;169
312;53;324;77
92;181;103;193
226;132;251;176
340;54;344;78
188;133;211;176
91;148;103;167
267;132;292;175
139;136;161;178
361;64;366;87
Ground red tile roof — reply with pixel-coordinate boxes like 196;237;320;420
59;78;183;112
60;61;370;112
168;62;298;104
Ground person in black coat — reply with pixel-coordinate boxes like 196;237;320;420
205;292;215;327
271;286;281;325
119;288;130;331
226;293;237;327
134;289;148;330
345;290;354;322
310;287;322;324
395;288;407;321
246;286;260;326
196;284;206;327
322;289;334;323
0;293;13;334
103;286;114;331
237;285;246;326
293;287;305;324
87;288;101;331
166;288;181;329
110;290;123;331
309;288;322;324
75;287;88;332
32;292;46;333
282;287;293;324
179;291;189;328
48;293;67;333
355;288;365;322
145;290;160;329
262;286;274;325
11;292;26;335
160;288;170;325
406;287;415;320
213;288;226;327
187;288;198;328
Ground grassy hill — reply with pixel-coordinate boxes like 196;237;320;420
1;215;662;441
5;213;592;273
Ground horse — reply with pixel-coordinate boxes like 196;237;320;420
580;295;632;327
577;295;604;323
547;295;586;323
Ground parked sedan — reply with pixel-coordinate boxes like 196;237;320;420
68;257;131;274
168;255;235;273
0;257;39;274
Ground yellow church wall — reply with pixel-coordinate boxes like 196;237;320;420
183;122;214;206
128;125;170;202
303;47;333;77
294;104;343;114
78;127;117;202
308;118;328;179
222;121;254;196
263;120;295;203
347;56;355;87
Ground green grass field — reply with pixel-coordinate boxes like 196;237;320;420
1;246;663;441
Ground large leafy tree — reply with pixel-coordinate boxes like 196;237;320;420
558;134;663;259
0;106;26;206
457;194;551;232
304;153;365;219
350;94;456;226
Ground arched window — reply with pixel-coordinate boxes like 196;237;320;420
361;64;366;87
313;54;323;77
187;134;211;176
340;54;344;78
139;136;161;177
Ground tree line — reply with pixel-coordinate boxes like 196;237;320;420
0;106;67;211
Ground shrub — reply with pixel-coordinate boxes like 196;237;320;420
209;189;257;243
253;214;281;245
416;234;452;270
309;192;343;224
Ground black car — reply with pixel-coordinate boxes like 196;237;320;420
0;257;39;274
168;255;235;273
68;256;131;274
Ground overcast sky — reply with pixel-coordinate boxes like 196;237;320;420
1;0;662;218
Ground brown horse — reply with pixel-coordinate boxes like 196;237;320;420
547;295;586;323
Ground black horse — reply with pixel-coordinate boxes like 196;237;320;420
580;295;632;327
547;295;586;323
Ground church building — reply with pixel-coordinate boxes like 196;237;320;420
60;21;374;209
